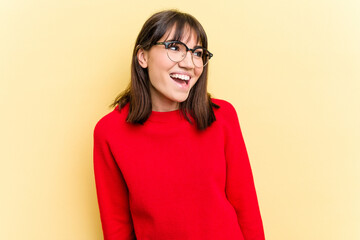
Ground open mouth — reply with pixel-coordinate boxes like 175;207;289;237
170;73;190;86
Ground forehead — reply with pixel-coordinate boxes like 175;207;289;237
161;25;201;46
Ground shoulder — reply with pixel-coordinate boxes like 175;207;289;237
94;104;129;139
210;98;242;132
211;98;239;119
210;99;245;139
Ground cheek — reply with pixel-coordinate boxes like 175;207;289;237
195;67;204;79
148;57;175;77
191;71;203;87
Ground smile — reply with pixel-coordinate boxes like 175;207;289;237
170;73;191;88
169;73;190;81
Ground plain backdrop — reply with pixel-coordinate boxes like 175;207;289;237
1;0;359;239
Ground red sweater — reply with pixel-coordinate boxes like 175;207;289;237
93;99;265;240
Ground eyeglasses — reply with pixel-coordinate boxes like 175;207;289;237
154;41;213;67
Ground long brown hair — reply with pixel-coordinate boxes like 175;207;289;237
111;9;219;130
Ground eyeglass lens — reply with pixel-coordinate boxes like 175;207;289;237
166;42;209;67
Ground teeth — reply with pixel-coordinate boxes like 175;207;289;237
170;74;190;81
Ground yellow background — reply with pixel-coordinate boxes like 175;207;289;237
1;0;359;239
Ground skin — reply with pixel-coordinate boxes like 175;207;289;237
137;26;204;112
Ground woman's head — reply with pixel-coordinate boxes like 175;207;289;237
113;10;218;130
134;10;210;110
136;24;205;111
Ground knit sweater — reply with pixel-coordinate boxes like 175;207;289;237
93;98;265;240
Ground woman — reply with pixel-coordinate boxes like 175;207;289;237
94;9;265;240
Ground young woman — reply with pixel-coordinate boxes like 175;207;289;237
94;10;265;240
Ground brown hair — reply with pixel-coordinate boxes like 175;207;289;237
111;9;219;130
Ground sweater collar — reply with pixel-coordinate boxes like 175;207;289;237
148;109;184;123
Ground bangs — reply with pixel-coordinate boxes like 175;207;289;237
146;11;208;48
166;21;203;46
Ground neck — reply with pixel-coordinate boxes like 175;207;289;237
152;102;179;112
149;85;181;112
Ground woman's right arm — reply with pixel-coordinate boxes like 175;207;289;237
93;119;136;240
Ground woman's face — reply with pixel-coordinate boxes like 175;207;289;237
138;27;204;111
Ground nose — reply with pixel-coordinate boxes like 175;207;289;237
178;51;195;69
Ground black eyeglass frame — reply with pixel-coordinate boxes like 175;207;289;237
154;41;213;67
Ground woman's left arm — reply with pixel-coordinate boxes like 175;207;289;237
222;101;265;240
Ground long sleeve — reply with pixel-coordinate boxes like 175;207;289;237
93;119;136;240
223;103;265;240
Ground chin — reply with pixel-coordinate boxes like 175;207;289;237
173;93;190;103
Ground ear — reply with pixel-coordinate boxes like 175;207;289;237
137;48;148;68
